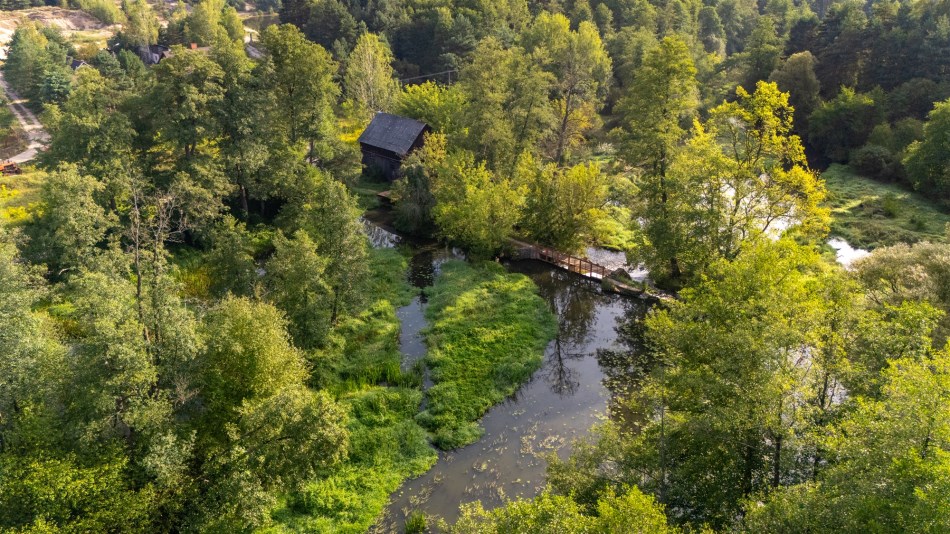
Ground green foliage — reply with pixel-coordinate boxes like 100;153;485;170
279;168;369;324
459;37;554;170
396;82;468;145
117;0;159;48
631;80;828;285
769;51;820;130
850;144;904;183
258;24;340;156
852;241;950;348
3;23;72;105
905;98;950;204
518;157;612;252
391;133;445;234
272;249;433;533
520;13;612;162
265;229;334;349
614;35;697;280
745;349;950;532
206;215;257;297
405;510;428;533
809;87;882;162
25;164;116;274
417;261;556;449
430;151;526;257
344;33;399;118
446;488;675;533
0;454;156;532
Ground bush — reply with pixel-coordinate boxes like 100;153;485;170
850;144;904;183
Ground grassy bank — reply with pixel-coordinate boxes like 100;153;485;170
418;260;557;449
823;164;950;249
270;247;438;533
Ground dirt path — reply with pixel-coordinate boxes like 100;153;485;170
0;70;48;163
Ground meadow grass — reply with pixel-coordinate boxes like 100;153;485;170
417;260;557;449
822;164;950;249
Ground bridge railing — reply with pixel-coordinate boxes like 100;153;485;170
512;239;610;279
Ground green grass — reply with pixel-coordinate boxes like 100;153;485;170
348;173;392;211
823;164;950;249
363;247;417;307
417;260;557;449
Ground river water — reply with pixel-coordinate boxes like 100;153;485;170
363;219;650;532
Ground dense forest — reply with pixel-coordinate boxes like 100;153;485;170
0;0;949;532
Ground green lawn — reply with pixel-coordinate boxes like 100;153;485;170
822;164;950;249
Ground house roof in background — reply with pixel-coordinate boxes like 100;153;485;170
358;112;428;156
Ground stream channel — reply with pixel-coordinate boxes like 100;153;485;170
363;215;652;532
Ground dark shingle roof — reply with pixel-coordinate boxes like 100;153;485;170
358;113;428;157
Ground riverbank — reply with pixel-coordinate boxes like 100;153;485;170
824;164;950;249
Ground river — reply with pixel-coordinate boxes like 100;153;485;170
363;219;650;532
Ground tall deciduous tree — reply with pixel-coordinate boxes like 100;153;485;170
460;38;553;171
431;151;525;257
279;167;368;323
344;32;399;118
745;348;950;532
904;98;950;203
25;164;116;275
769;51;820;133
633;240;850;528
192;296;348;530
119;0;160;48
258;24;340;161
521;13;611;163
265;230;334;349
703;81;829;256
615;36;697;282
519;158;612;253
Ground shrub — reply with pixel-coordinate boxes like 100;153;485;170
850;144;903;183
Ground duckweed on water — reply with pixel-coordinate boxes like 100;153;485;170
418;260;557;450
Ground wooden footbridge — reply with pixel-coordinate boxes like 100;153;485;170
506;238;672;303
508;238;610;279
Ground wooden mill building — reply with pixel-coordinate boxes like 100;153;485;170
358;112;430;181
